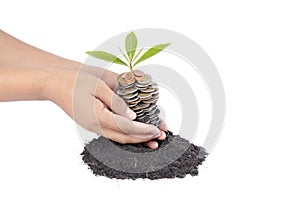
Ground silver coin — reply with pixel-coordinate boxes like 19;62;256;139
127;96;139;102
148;107;157;115
149;82;158;89
149;104;157;110
117;87;137;96
122;92;138;100
133;70;144;77
151;90;159;95
135;109;144;114
141;105;152;112
136;102;150;109
137;92;152;99
128;103;137;108
142;98;158;104
154;109;160;115
128;101;139;106
137;115;145;119
136;74;151;85
139;88;156;93
120;86;138;94
150;118;156;122
132;103;150;111
152;93;159;99
149;114;155;119
134;82;149;88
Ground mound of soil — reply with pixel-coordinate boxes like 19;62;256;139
81;131;207;180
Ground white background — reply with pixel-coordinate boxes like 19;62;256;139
1;0;300;198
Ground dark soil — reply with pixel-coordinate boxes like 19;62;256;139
81;131;207;180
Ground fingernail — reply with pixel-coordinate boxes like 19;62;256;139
126;108;136;120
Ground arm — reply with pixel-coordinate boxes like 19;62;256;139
0;30;78;69
0;66;50;101
0;30;167;149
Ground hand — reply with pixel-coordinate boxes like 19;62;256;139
44;66;167;149
77;65;168;149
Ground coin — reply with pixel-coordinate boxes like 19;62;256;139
127;97;140;103
122;72;135;84
148;104;157;111
135;102;150;109
141;116;150;123
117;87;136;96
136;74;151;84
148;107;157;115
132;103;150;111
151;89;159;95
142;105;153;111
134;82;148;88
128;103;137;108
142;98;158;104
122;92;138;99
137;114;145;119
139;88;156;93
135;75;145;82
150;118;156;123
152;93;159;99
117;77;127;86
122;72;134;80
129;101;139;106
135;109;144;114
133;70;144;77
154;108;160;115
149;82;158;89
149;114;155;119
118;86;138;95
138;92;152;99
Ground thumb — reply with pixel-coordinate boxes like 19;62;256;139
95;80;136;120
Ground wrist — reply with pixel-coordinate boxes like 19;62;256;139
41;66;77;104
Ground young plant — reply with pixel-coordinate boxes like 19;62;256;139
86;32;170;72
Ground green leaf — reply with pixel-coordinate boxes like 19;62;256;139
86;51;128;66
125;32;137;62
133;43;170;66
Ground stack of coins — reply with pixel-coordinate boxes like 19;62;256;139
116;70;160;127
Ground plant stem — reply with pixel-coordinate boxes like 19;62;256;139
129;63;133;72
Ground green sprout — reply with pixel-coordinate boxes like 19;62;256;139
86;32;170;72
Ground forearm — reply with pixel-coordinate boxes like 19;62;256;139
0;30;80;70
0;66;51;101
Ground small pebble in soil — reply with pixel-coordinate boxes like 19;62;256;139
81;131;207;180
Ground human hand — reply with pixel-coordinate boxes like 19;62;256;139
43;66;167;149
79;65;168;149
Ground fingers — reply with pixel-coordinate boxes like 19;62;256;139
95;80;136;120
144;141;159;150
80;65;118;90
98;69;119;90
158;118;168;132
157;131;166;140
100;128;159;144
95;100;160;137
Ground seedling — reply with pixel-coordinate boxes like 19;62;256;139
86;32;170;72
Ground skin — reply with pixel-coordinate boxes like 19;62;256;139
0;30;167;149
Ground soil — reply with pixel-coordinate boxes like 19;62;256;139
81;131;207;180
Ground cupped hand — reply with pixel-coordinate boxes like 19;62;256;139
43;65;167;149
